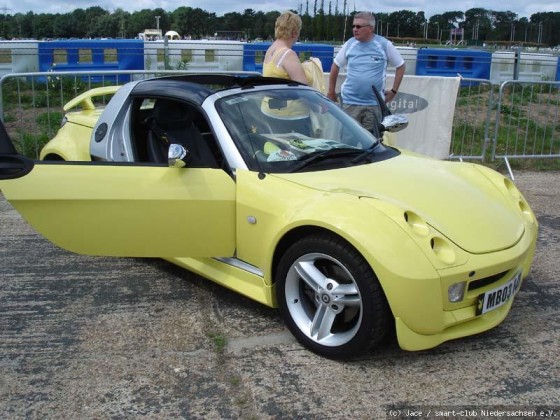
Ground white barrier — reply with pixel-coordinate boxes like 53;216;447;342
0;40;558;84
490;51;558;82
0;41;40;76
143;40;245;72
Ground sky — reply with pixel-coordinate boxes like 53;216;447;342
1;0;559;20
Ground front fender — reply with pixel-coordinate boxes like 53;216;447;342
235;170;445;334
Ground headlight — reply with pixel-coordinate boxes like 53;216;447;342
448;281;466;302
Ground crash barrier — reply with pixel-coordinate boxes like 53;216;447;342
37;40;145;83
416;49;492;85
1;39;559;83
0;41;38;75
0;70;559;166
490;51;559;83
143;40;245;72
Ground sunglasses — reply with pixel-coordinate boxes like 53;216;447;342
352;24;371;29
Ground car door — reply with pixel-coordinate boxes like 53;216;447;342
0;124;236;258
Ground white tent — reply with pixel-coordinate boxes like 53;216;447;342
165;31;181;40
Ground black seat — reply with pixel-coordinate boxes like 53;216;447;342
147;99;217;167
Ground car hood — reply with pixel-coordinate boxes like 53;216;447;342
272;154;524;254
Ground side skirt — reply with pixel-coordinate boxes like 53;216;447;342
165;256;276;308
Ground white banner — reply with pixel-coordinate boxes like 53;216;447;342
386;75;460;159
328;74;460;159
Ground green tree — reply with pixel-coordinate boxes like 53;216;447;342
70;9;87;38
52;14;74;38
530;12;560;46
31;13;54;39
491;11;517;41
263;11;280;40
84;6;110;38
463;8;492;41
388;10;424;38
128;9;165;37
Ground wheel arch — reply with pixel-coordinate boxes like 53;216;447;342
269;217;442;328
271;225;381;288
41;153;65;161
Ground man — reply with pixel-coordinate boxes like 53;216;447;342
327;11;406;138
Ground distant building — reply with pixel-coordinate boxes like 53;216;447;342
138;29;163;41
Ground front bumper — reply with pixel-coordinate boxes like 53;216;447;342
394;226;538;351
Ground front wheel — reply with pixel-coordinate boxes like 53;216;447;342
276;233;390;359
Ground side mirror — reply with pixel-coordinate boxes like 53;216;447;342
381;114;409;133
168;144;189;168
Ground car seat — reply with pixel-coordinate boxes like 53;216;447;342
147;99;217;167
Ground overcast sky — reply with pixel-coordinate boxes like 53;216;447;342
2;0;558;20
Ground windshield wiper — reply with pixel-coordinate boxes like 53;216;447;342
290;148;362;172
350;144;378;164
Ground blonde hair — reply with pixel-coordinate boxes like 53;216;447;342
275;11;302;40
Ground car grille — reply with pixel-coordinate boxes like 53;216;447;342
467;270;510;291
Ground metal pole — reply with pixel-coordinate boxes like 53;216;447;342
513;47;520;80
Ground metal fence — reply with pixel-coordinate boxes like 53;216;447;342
449;78;496;161
450;78;560;172
0;70;259;159
1;71;559;167
492;80;560;161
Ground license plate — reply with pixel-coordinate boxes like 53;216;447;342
476;271;522;315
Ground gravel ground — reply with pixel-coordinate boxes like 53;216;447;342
1;170;559;419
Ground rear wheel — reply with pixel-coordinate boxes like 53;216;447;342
276;233;390;359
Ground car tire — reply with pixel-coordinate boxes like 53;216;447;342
276;233;390;359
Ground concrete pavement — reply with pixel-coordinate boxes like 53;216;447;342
1;171;559;418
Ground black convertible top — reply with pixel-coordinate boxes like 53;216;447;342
130;74;306;106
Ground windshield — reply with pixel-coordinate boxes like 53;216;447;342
216;87;396;173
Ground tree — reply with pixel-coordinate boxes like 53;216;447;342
263;11;280;40
388;10;424;38
242;9;256;40
68;9;87;38
0;4;558;47
375;12;389;37
463;8;492;41
530;12;560;46
442;11;464;28
492;11;517;41
31;13;54;39
128;9;165;38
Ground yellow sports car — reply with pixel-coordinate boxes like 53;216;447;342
0;75;538;359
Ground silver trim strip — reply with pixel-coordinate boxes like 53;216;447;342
214;257;264;277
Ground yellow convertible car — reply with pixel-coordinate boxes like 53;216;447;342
0;75;538;359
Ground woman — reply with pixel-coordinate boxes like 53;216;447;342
263;11;308;84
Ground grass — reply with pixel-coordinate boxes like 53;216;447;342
206;331;228;354
9;111;63;157
452;81;560;168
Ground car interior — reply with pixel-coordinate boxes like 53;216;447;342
131;98;223;168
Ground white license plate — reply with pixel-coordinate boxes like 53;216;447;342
476;271;522;315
